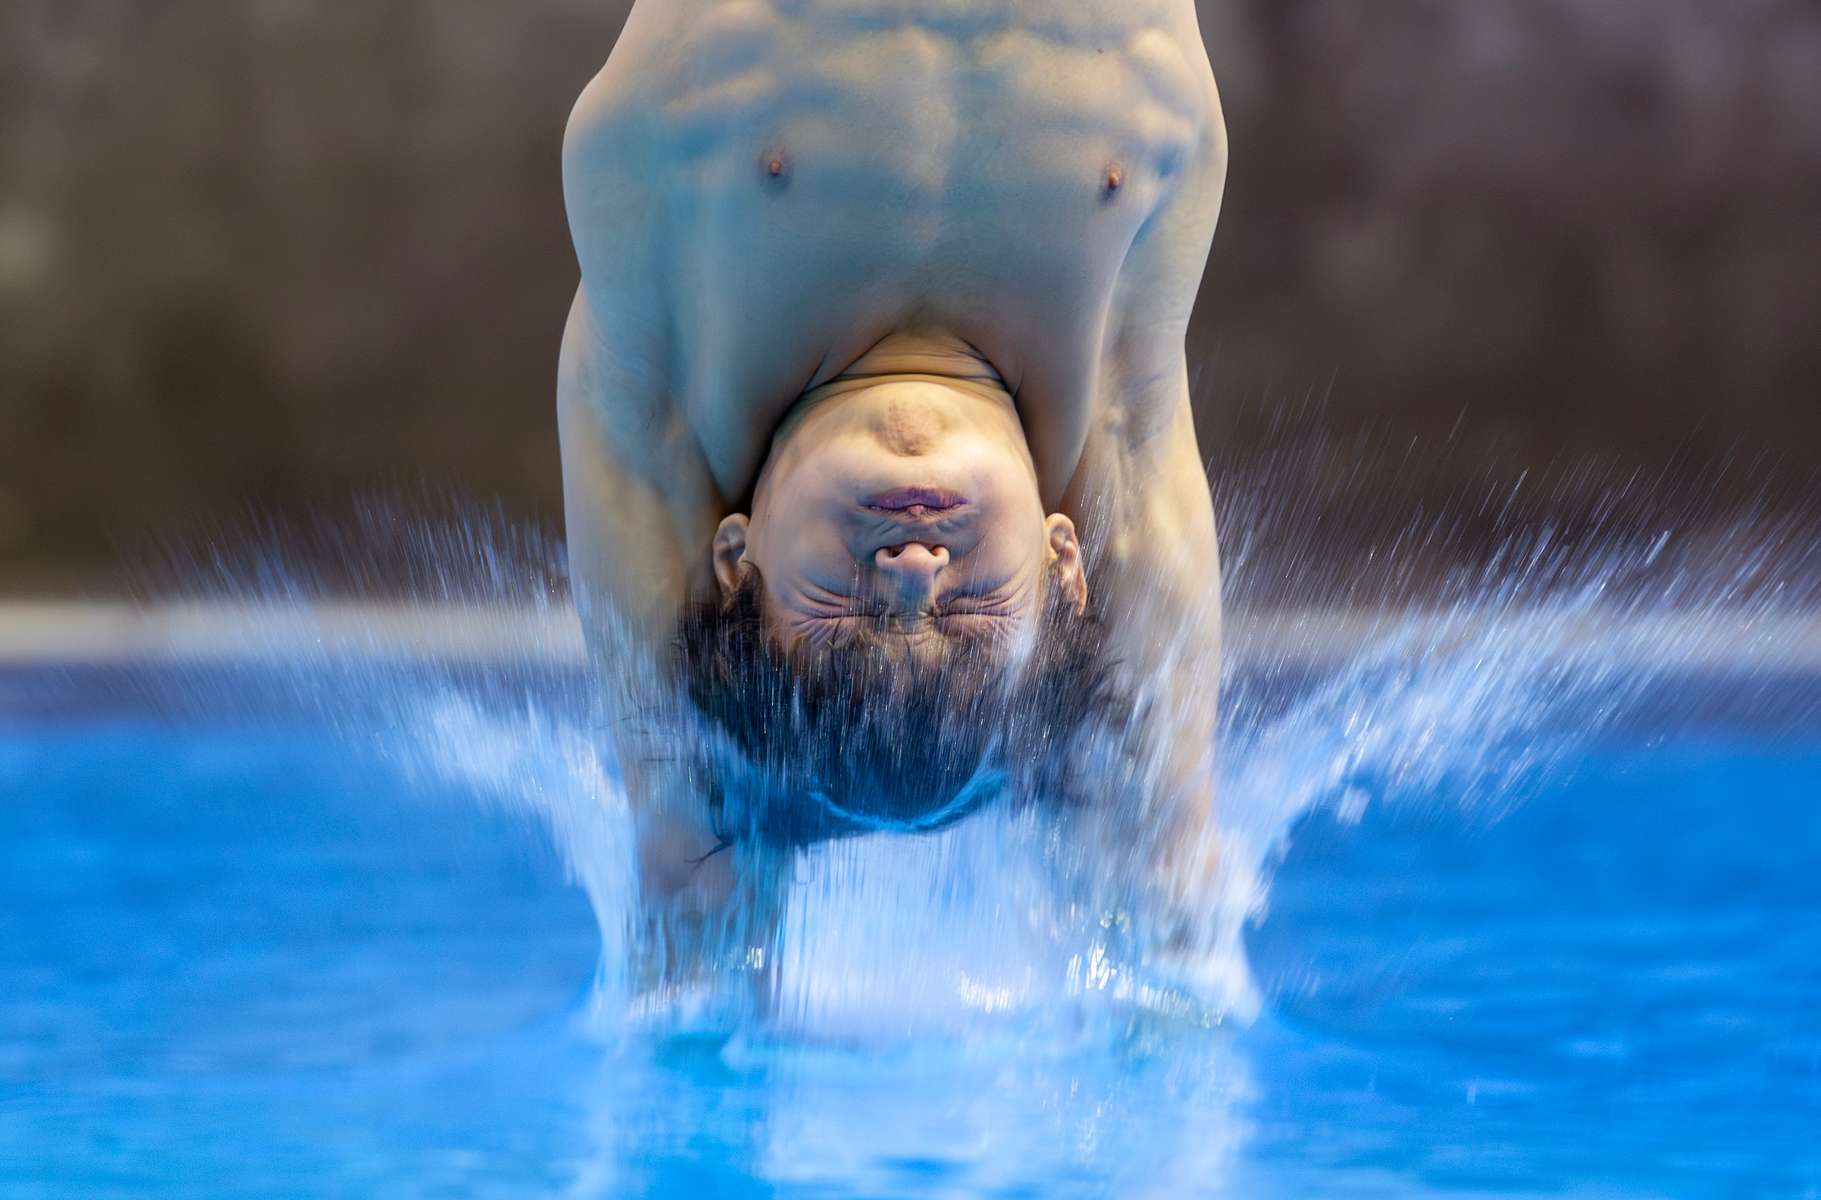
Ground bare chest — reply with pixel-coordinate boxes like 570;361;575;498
587;0;1210;492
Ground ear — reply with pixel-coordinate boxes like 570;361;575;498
1044;514;1088;615
712;513;753;599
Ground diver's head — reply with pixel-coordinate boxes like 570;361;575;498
677;377;1107;845
710;377;1087;667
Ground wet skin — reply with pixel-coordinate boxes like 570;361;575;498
557;0;1228;910
714;373;1086;667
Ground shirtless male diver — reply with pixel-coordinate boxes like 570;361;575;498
559;0;1226;924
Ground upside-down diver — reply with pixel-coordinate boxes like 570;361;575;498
558;0;1227;962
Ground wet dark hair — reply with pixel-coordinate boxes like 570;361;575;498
675;570;1125;848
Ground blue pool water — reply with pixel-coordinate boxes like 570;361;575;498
5;634;1818;1196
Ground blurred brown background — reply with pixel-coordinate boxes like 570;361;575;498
2;1;1817;594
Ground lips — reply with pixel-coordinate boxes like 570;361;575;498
861;486;969;515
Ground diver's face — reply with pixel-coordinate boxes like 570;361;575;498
714;380;1086;659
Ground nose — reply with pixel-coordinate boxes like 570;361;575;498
873;541;948;608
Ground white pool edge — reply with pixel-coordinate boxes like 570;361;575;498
2;601;1819;673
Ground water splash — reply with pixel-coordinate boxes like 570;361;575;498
127;476;1816;1051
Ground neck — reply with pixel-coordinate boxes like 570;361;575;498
829;330;1006;388
776;331;1020;446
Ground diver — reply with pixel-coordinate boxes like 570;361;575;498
558;0;1226;935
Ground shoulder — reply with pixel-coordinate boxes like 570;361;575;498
562;1;786;183
561;15;668;282
1095;11;1226;437
560;8;708;435
562;0;797;347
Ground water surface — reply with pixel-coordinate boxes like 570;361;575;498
5;646;1816;1197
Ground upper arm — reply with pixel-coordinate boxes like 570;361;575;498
559;32;727;660
1065;31;1226;812
561;287;738;866
1112;19;1228;342
1070;36;1225;571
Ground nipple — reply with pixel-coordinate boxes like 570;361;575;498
759;147;790;189
1103;161;1126;199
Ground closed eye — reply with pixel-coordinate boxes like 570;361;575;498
798;581;885;620
936;610;1017;629
935;593;1024;619
792;612;873;648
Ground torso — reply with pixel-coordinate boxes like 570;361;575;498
564;0;1218;505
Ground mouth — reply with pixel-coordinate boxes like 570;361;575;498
861;486;969;518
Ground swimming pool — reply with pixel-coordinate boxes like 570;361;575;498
4;612;1819;1197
